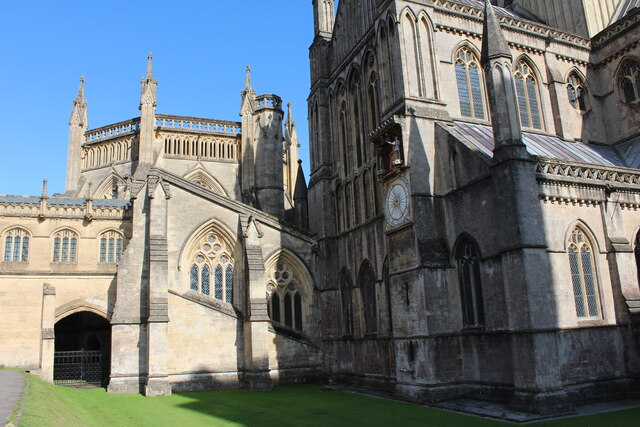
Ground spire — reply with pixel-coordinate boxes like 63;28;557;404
146;52;154;80
140;52;158;108
69;76;88;127
293;160;307;201
244;66;252;92
286;102;294;126
481;0;512;65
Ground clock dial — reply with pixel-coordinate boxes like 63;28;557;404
385;179;410;227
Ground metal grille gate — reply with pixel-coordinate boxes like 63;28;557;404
54;350;105;388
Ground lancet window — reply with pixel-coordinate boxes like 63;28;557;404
359;261;378;335
340;270;354;336
99;230;123;263
514;60;542;129
456;237;484;328
568;228;601;319
3;228;30;263
189;233;234;303
53;230;78;263
567;73;588;111
267;262;304;331
619;59;640;103
455;47;485;119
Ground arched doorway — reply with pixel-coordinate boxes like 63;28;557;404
54;312;111;388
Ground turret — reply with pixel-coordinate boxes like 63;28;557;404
481;0;528;162
66;76;88;195
138;53;157;167
312;0;335;40
254;93;285;219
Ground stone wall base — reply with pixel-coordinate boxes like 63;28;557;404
107;377;143;394
509;390;576;416
144;377;172;397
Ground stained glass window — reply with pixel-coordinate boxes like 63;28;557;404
567;73;588;111
271;293;281;323
515;60;543;129
53;230;78;263
187;232;235;302
99;231;124;264
3;229;29;263
456;237;484;327
267;261;306;332
284;293;293;328
201;264;210;295
619;60;640;103
568;228;601;318
294;293;303;331
455;47;485;120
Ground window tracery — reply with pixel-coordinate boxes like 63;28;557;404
359;261;378;335
514;60;543;129
189;233;234;303
267;262;304;331
3;228;29;263
567;73;588;111
568;228;601;319
99;230;123;263
53;229;78;263
619;60;640;103
455;47;485;119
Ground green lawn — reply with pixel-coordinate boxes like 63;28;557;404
18;375;640;427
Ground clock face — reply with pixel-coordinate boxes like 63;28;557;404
385;179;410;228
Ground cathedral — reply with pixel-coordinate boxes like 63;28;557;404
1;0;640;417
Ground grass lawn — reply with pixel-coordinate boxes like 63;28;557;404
19;375;640;427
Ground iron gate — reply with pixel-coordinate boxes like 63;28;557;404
53;350;106;388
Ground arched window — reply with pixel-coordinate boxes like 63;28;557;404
455;47;485;119
456;237;484;327
619;59;640;103
567;73;588;111
349;72;364;167
514;60;542;129
3;228;30;262
367;71;380;133
340;270;354;336
359;261;378;335
267;262;304;331
188;233;234;303
99;230;123;263
568;228;601;319
402;13;422;98
53;230;78;263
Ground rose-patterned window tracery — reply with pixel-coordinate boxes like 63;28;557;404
189;233;234;303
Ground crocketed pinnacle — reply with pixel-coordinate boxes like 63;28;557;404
146;52;153;80
244;66;252;91
481;0;512;64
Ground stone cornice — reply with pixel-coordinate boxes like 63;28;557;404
535;158;640;188
429;0;591;52
592;7;640;50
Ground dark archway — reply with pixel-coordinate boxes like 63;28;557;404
54;311;111;388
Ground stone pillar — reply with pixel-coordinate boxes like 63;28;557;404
242;216;273;391
40;284;56;383
144;176;172;396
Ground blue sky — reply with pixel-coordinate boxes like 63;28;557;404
0;1;314;196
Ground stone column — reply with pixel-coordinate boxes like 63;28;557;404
144;176;172;396
40;284;56;383
242;216;273;391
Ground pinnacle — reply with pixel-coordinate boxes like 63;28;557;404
481;0;512;64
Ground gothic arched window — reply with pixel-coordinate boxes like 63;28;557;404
189;233;234;303
514;60;543;129
53;230;78;263
267;262;304;331
359;261;378;335
455;47;485;119
456;237;484;328
339;101;349;175
340;270;354;336
567;73;588;111
99;230;123;263
568;228;601;319
367;71;380;133
619;59;640;103
3;228;30;263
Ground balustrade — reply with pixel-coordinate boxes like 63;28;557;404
156;114;241;135
84;118;140;144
